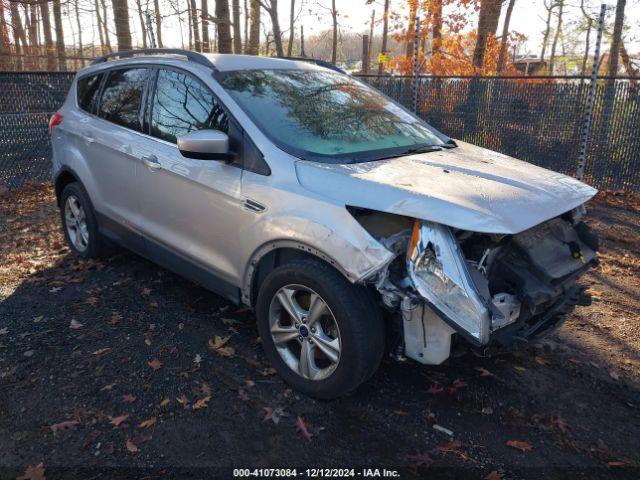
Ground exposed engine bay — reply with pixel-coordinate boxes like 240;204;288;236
350;206;599;365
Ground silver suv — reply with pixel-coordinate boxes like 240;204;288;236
51;49;599;399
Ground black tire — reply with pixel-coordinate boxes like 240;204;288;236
256;258;385;399
59;182;109;259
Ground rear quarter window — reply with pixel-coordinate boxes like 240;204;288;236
97;68;148;131
76;73;103;114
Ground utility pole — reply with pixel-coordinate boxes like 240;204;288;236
362;34;370;74
576;3;606;181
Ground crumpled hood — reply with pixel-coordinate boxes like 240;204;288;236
295;141;597;234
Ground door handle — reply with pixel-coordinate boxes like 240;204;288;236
141;154;161;171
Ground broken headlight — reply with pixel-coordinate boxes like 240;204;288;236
407;221;491;345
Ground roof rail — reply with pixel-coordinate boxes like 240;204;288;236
280;56;346;74
91;48;216;70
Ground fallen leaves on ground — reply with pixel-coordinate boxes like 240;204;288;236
551;414;568;432
109;414;130;427
484;471;503;480
50;420;79;432
295;416;313;441
476;367;495;377
160;398;171;408
138;417;157;429
147;359;162;370
69;319;83;330
125;439;139;452
262;406;288;425
208;336;235;357
0;327;8;335
121;394;136;404
506;440;533;452
16;463;46;480
193;395;211;410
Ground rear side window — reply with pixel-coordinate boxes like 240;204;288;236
150;69;228;144
77;73;103;113
98;68;148;131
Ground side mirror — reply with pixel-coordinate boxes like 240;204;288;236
177;130;235;162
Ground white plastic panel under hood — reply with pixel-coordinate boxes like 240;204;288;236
295;141;597;234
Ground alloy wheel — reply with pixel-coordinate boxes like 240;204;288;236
268;284;342;381
64;195;89;252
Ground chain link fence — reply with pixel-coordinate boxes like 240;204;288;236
358;75;640;192
0;71;638;192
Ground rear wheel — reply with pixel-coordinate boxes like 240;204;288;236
256;259;384;399
60;182;109;259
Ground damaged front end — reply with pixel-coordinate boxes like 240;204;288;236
352;207;599;364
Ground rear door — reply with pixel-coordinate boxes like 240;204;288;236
87;67;150;238
135;67;249;294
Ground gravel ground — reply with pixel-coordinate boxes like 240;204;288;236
0;185;638;480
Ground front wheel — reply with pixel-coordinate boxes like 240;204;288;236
256;259;385;399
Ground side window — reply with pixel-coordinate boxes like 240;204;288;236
97;68;148;131
150;69;228;144
77;73;103;113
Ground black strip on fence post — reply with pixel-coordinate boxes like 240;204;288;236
576;3;606;182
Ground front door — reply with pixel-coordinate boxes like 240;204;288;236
135;67;249;297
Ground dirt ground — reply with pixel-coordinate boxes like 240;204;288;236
0;185;638;480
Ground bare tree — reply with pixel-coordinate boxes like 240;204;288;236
0;2;9;69
189;0;201;51
497;0;516;73
540;0;558;63
135;0;148;48
215;0;232;53
101;0;113;52
260;0;283;57
548;0;564;74
202;0;210;52
74;0;83;55
154;0;163;47
377;0;389;74
52;0;65;70
40;0;56;69
112;0;133;51
472;0;502;70
579;0;593;75
246;0;260;55
607;0;626;77
9;2;27;56
26;3;39;48
286;0;295;56
244;0;248;49
232;0;241;53
330;0;337;63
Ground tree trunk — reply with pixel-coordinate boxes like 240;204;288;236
94;0;106;53
135;0;148;48
540;0;555;63
154;0;163;47
548;0;564;74
405;0;417;59
187;0;193;48
378;0;389;74
472;0;502;70
9;2;25;69
112;0;132;51
216;0;232;53
26;3;39;48
286;0;295;56
431;0;442;57
101;0;113;52
261;1;283;57
244;0;248;50
247;0;260;55
496;0;516;73
52;0;65;70
620;42;637;78
232;0;241;53
368;9;374;59
40;0;55;69
202;0;211;52
74;0;83;58
330;0;337;63
189;0;201;51
607;0;626;78
0;1;9;69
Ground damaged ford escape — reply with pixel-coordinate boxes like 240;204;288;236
51;50;599;399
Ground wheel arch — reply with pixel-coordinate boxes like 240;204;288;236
54;167;82;206
242;241;356;307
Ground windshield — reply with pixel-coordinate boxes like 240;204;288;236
218;69;448;163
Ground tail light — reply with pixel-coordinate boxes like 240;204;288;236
49;112;64;134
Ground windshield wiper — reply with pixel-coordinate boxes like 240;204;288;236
374;145;443;161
